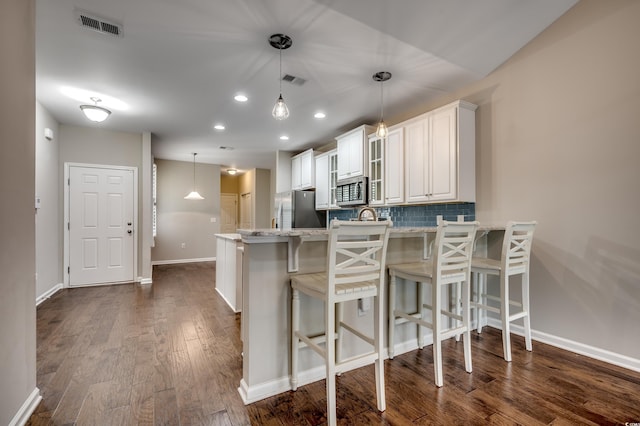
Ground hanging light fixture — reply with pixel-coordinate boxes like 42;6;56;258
184;153;205;200
80;97;111;122
373;71;392;138
269;33;292;120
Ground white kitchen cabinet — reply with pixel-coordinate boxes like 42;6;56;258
336;125;374;181
215;234;242;312
315;150;338;209
405;100;476;204
315;152;329;209
291;148;315;190
368;134;384;205
385;128;404;204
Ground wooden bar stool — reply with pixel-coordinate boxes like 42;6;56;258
471;221;536;362
387;221;478;387
290;219;392;425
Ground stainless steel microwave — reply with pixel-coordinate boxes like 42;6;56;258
336;176;368;207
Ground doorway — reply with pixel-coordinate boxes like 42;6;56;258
240;192;252;229
64;163;138;287
220;193;238;233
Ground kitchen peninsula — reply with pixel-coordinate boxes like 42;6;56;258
235;224;504;404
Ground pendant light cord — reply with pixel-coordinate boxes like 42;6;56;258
380;80;384;122
279;45;283;95
192;153;196;190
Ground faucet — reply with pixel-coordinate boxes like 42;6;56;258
357;206;378;221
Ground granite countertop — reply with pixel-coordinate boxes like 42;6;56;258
214;233;242;241
237;224;503;238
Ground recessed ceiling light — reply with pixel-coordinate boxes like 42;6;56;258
214;124;225;130
280;135;289;141
234;94;248;102
314;112;326;119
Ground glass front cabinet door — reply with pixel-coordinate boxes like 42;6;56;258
368;135;384;205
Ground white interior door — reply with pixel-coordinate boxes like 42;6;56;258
69;165;135;286
240;192;252;229
220;193;238;233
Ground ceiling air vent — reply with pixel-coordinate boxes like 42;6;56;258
282;74;306;86
75;8;123;38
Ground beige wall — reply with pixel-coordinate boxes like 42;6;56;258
221;174;239;194
36;102;61;299
59;125;151;280
152;159;221;262
392;0;639;359
0;0;38;424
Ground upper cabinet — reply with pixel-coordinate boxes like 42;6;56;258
368;127;404;206
405;100;476;204
315;149;338;210
385;128;404;205
291;148;315;190
336;125;374;181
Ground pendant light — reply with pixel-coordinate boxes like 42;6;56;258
373;71;392;138
80;97;111;123
184;153;204;200
269;34;292;120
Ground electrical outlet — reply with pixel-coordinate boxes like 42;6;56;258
181;243;186;249
357;297;371;316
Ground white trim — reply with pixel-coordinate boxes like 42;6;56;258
151;257;215;266
237;352;380;405
138;277;153;285
35;283;63;306
483;318;640;373
64;163;139;288
8;387;41;426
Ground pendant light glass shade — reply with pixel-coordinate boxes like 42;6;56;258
80;97;111;122
184;153;204;200
373;71;392;139
269;34;292;121
272;94;289;120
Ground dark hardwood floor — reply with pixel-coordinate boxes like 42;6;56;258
28;262;640;425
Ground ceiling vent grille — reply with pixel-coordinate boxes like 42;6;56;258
75;9;123;38
282;74;306;86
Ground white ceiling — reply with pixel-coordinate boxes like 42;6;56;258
36;0;577;172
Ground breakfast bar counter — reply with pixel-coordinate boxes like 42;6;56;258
235;225;504;404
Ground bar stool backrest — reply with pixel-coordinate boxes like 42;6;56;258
433;221;479;285
501;221;537;275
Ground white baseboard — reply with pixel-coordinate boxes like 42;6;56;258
9;387;41;426
35;284;63;306
483;318;640;373
137;277;153;285
151;257;215;266
237;353;381;405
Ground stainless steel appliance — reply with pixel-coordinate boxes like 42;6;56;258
275;190;326;230
336;176;368;207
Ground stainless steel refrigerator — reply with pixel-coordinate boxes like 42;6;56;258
274;190;326;229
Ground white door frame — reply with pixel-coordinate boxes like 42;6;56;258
63;162;139;287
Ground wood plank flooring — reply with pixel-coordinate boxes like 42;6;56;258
28;262;640;425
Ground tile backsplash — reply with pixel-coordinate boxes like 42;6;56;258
328;203;475;227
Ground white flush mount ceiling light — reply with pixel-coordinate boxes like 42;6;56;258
373;71;392;138
279;135;289;141
184;153;204;200
234;94;248;102
227;168;237;175
269;34;292;120
314;112;326;119
214;124;225;130
80;97;111;122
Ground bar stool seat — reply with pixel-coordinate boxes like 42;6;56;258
290;219;392;426
387;221;478;387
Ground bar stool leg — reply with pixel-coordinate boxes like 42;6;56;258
374;291;386;412
326;299;337;424
432;281;443;387
417;280;425;349
501;274;512;362
388;273;397;359
462;278;472;373
522;271;532;352
291;288;300;390
336;301;344;365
